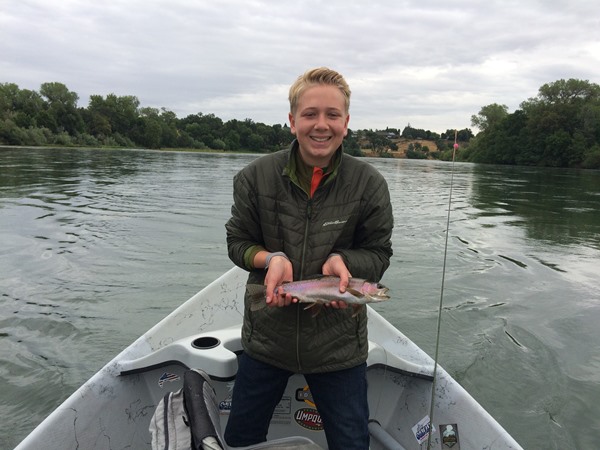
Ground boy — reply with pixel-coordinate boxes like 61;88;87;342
224;67;393;449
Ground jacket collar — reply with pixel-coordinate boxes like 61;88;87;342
283;140;343;192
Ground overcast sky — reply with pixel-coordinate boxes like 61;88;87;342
2;0;599;133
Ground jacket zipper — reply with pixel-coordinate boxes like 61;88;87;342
296;197;313;371
299;199;312;280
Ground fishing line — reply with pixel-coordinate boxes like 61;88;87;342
426;130;459;450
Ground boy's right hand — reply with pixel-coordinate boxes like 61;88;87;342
265;255;294;307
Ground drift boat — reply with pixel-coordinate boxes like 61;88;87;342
15;266;523;449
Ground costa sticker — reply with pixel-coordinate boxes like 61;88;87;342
440;423;460;449
294;408;323;431
411;415;435;445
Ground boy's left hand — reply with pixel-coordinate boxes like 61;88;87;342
322;254;351;309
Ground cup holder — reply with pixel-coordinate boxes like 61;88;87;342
192;336;221;350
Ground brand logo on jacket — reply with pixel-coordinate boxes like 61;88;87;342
322;219;348;227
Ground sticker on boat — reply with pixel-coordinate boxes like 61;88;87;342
440;423;460;449
294;408;323;431
158;372;180;387
412;415;435;445
295;385;316;407
219;397;232;414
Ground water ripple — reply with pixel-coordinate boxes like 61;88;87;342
1;148;599;449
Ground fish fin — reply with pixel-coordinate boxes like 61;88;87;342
303;303;323;317
346;287;365;298
246;284;267;312
351;304;364;317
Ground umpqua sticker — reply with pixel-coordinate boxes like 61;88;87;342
294;408;323;431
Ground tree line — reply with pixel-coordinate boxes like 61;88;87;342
0;82;296;152
1;79;598;168
462;78;600;169
0;80;464;157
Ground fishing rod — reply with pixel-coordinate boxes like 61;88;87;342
426;130;459;449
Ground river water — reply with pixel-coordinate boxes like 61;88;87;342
1;147;599;449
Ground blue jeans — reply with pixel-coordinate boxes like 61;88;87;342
224;353;369;450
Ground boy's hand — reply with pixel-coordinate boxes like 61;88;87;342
322;254;351;309
265;255;294;307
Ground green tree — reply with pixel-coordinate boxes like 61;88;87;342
247;133;265;152
39;82;84;134
180;113;224;149
87;94;140;140
470;103;508;133
401;124;439;140
132;107;162;148
343;130;363;156
0;83;19;120
521;79;600;167
16;89;45;127
406;143;427;159
0;83;46;128
159;108;179;148
364;130;392;155
466;79;600;168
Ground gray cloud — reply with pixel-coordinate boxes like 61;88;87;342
1;0;598;132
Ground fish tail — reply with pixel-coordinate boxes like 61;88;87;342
246;284;267;311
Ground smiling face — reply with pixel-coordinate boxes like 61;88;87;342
289;84;350;167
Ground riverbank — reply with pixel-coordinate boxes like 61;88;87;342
361;138;439;158
2;140;440;158
0;144;253;154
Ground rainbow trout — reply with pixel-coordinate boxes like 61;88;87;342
246;276;390;313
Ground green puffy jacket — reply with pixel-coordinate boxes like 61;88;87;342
225;140;393;373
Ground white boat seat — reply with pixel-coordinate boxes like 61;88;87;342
119;329;433;381
119;328;242;379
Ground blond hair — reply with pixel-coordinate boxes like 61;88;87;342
288;67;351;114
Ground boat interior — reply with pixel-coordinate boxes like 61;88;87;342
117;327;435;450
